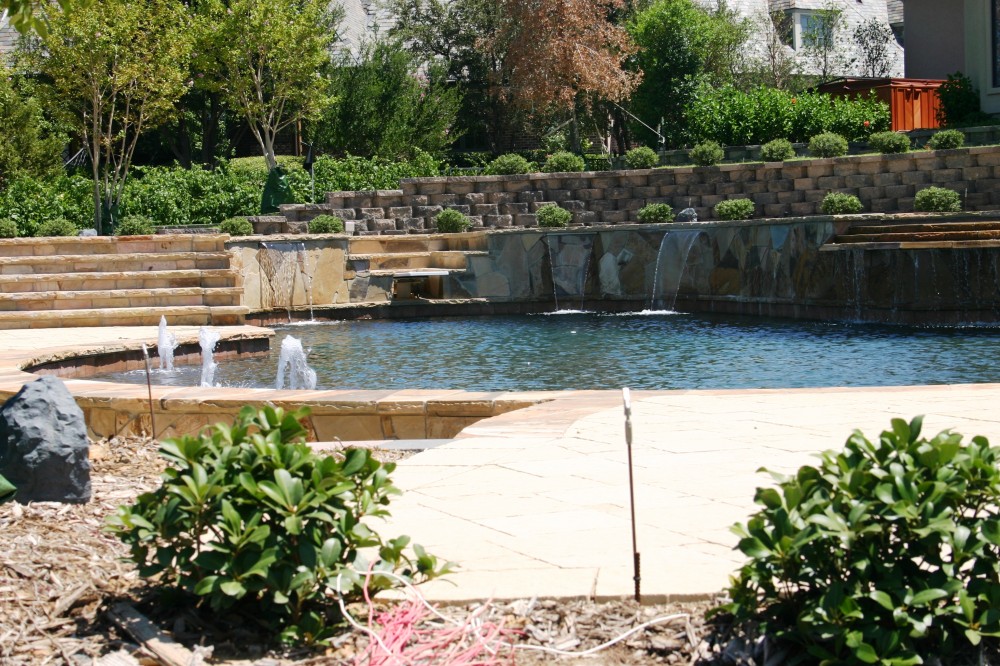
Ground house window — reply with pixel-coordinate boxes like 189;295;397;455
786;10;835;50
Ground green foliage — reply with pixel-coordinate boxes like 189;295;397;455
535;204;572;228
868;131;910;154
36;216;79;237
0;65;66;188
714;198;755;221
434;208;472;233
760;138;796;162
108;406;450;644
308;215;345;234
821;192;863;215
690;140;724;166
937;72;981;127
637;203;675;223
483;153;533;176
115;215;156;236
0;218;17;238
809;132;849;158
542;151;586;173
624;146;659;170
927;129;966;151
219;217;254;236
724;417;1000;664
121;165;260;226
915;187;962;213
0;175;93;237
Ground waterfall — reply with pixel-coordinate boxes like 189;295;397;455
257;241;315;322
275;335;317;390
198;327;221;388
156;316;178;372
544;233;594;312
648;230;701;312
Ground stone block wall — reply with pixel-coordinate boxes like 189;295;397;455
278;146;1000;235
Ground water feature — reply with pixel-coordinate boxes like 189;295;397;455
545;233;594;312
198;326;220;387
257;242;314;322
275;335;317;390
156;316;178;372
648;230;701;311
99;313;1000;392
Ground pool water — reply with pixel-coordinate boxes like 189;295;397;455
95;312;1000;392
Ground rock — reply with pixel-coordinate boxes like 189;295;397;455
676;207;698;222
0;377;91;503
78;229;98;237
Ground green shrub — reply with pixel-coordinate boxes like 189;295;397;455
434;208;472;233
690;140;724;166
108;406;450;644
542;150;586;173
0;175;94;237
760;138;795;162
868;131;910;154
714;198;755;221
724;417;1000;664
821;192;864;215
937;72;981;126
636;203;674;224
809;132;849;158
535;204;572;228
115;215;155;236
0;218;17;238
624;146;659;169
308;215;345;234
35;217;78;237
483;153;533;176
219;217;254;236
915;186;962;212
927;129;966;150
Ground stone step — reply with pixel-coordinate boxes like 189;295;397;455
844;222;1000;235
349;237;449;254
0;234;228;257
350;250;487;271
0;287;243;312
0;305;249;329
0;251;232;275
821;239;1000;252
0;269;239;293
836;230;1000;243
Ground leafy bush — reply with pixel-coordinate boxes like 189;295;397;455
35;217;78;237
714;198;755;221
637;203;674;224
915;186;962;212
927;129;966;151
760;138;795;162
108;406;450;644
937;72;981;126
115;215;155;236
624;146;659;169
483;153;533;176
724;417;1000;664
542;151;586;173
821;192;863;215
690;141;724;166
535;204;572;228
434;208;472;233
809;132;849;158
219;217;254;236
0;175;94;237
0;218;17;238
308;215;345;234
868;131;910;154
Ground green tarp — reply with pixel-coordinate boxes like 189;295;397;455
260;165;294;214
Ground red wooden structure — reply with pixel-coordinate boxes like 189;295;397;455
816;78;945;132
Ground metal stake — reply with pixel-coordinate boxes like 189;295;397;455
623;387;641;602
141;344;157;440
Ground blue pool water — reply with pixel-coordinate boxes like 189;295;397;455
96;311;1000;392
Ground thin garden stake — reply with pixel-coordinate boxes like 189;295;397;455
623;387;641;602
141;344;157;440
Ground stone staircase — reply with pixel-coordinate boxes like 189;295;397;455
0;235;247;329
822;217;1000;251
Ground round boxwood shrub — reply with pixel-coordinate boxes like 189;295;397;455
821;192;864;215
115;215;156;236
535;204;572;228
35;217;78;237
927;129;966;151
219;216;254;236
760;138;795;162
714;198;755;221
690;140;724;166
868;131;910;154
434;208;472;233
0;218;18;238
636;203;674;224
808;132;849;158
308;214;345;234
483;153;533;176
914;186;962;212
542;150;586;173
624;146;659;170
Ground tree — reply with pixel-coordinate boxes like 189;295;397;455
801;5;851;82
745;10;799;90
208;0;340;170
0;0;89;37
0;65;65;187
852;17;895;79
36;0;192;234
